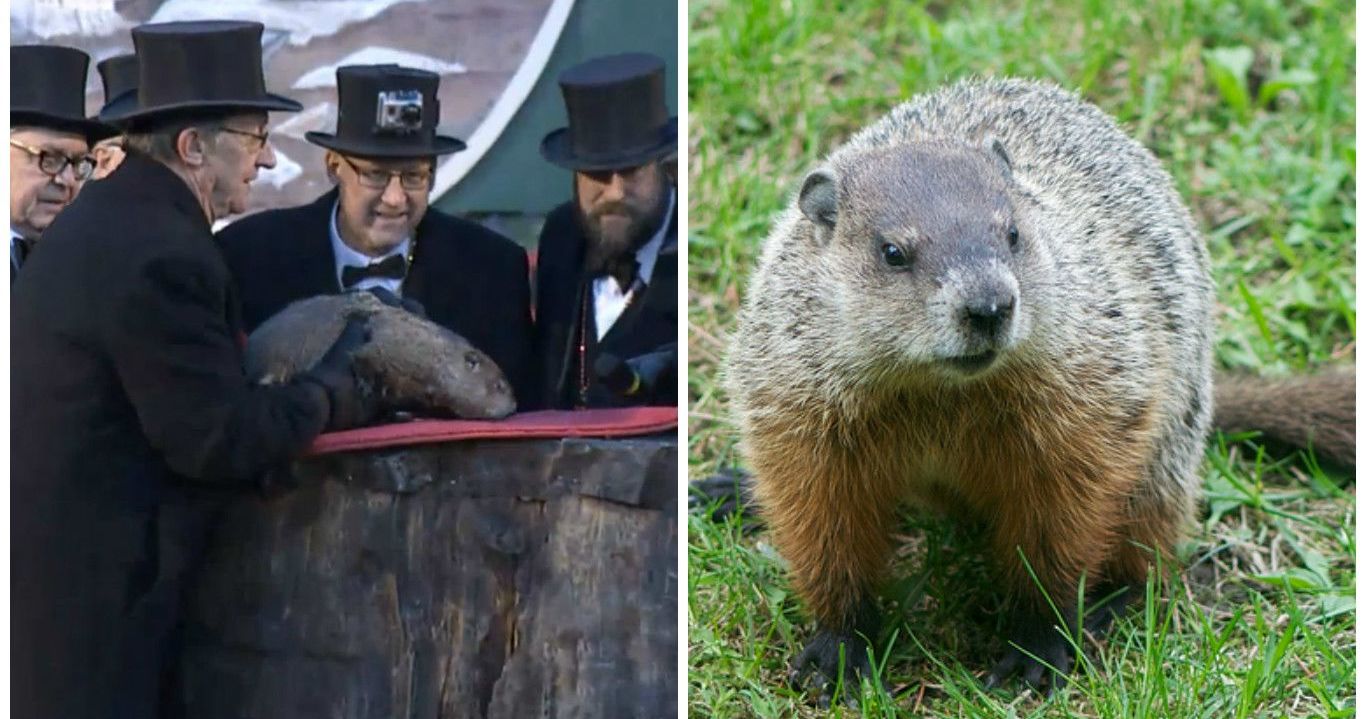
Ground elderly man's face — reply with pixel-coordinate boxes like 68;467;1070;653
327;152;433;257
203;112;276;221
574;161;669;270
9;126;90;239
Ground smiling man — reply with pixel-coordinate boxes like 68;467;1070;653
9;44;102;279
218;64;537;409
12;21;377;718
534;53;678;409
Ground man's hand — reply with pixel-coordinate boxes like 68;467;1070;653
297;315;379;430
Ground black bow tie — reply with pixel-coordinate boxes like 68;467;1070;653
601;254;640;291
341;253;407;288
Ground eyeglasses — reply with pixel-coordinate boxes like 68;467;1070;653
216;126;270;150
338;154;432;191
10;138;95;180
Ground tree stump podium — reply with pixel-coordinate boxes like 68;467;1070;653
181;435;677;718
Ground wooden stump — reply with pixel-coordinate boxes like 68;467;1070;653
182;436;677;719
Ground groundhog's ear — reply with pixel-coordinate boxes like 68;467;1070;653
985;136;1013;177
798;167;838;232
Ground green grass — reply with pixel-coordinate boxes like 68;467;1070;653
686;0;1355;716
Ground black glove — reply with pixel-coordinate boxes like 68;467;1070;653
296;315;379;431
363;286;427;318
594;343;677;402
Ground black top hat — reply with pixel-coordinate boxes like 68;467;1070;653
540;52;676;171
305;64;465;158
100;20;301;126
97;54;140;111
11;45;106;139
88;53;140;142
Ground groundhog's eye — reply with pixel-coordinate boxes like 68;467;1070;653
464;352;480;371
1008;225;1020;250
880;242;909;268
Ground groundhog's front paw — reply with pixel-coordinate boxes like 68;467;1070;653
788;629;878;704
985;615;1075;695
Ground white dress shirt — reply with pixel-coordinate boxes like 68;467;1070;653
592;189;674;340
329;200;410;294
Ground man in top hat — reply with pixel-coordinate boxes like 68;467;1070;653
89;52;140;179
219;63;538;409
535;52;678;409
12;21;376;718
10;44;101;279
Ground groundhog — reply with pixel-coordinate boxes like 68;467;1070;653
721;77;1345;697
246;292;517;420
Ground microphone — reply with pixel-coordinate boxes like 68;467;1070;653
594;343;677;399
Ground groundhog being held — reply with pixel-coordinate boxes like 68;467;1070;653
725;78;1220;695
247;292;517;421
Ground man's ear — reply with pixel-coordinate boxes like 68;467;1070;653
323;150;341;184
660;155;677;186
176;126;209;168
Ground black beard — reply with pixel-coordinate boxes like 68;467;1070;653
577;189;669;275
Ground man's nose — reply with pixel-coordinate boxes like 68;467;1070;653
600;172;627;201
255;139;278;170
380;175;408;206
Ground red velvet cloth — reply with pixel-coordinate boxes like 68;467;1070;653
306;406;678;455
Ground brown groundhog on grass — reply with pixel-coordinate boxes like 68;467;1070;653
721;77;1353;698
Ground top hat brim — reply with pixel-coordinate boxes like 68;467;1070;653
86;116;124;143
539;117;676;172
304;131;466;158
11;109;111;142
98;90;303;126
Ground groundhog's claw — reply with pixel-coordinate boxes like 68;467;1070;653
985;618;1074;695
789;629;879;703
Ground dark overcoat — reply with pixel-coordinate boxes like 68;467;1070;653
534;200;678;409
216;189;538;409
11;151;330;719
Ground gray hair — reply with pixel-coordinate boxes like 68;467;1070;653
122;118;223;164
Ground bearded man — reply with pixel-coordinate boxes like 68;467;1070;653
534;52;677;409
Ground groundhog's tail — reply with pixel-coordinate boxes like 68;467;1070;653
1212;369;1356;468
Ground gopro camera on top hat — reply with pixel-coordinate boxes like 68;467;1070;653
375;90;423;134
306;65;464;158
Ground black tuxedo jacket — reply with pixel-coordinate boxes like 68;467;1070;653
11;152;330;718
217;189;537;409
534;200;678;409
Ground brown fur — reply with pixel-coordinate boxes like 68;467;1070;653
746;363;1175;628
1213;370;1355;467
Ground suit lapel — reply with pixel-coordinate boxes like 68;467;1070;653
401;216;429;302
303;189;345;295
598;202;677;345
545;212;590;403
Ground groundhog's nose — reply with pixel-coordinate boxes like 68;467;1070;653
962;296;1015;336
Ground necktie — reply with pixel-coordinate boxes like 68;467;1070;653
341;253;407;288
